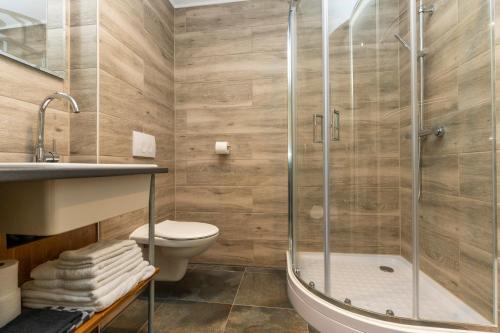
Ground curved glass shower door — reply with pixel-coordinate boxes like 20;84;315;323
289;0;497;329
290;0;326;295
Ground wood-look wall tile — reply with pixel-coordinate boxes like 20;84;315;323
461;101;493;153
100;208;148;241
252;77;287;108
176;186;254;213
458;51;492;111
70;111;96;155
144;0;174;60
192;239;254;265
251;24;287;53
419;227;460;294
355;187;399;215
146;0;174;34
175;28;251;58
185;159;287;186
180;107;286;135
459;151;493;202
459;242;494;321
419;192;461;239
177;51;285;83
0;96;38;154
99;27;144;91
70;68;97;113
144;58;174;108
176;81;252;110
176;133;287;161
70;25;97;69
99;113;141;157
354;157;399;188
457;0;491;65
174;8;187;33
100;69;145;122
0;59;66;110
70;0;97;26
100;0;147;58
252;186;288;214
253;240;288;267
421;154;460;196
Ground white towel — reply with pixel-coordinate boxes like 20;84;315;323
58;240;137;266
31;247;142;280
23;264;155;312
33;255;145;291
23;260;149;301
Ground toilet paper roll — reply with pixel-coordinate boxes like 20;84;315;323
0;260;18;296
0;288;21;328
215;141;231;155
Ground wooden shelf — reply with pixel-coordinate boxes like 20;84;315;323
75;268;159;333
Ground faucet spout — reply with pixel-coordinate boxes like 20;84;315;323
35;92;80;163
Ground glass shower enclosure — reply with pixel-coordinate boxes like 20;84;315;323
288;0;497;330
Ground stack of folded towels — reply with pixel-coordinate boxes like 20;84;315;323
21;240;155;312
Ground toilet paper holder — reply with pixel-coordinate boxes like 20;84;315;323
215;141;231;155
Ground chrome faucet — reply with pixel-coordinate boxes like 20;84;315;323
34;92;80;163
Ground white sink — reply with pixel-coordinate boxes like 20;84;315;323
0;163;158;236
0;162;157;169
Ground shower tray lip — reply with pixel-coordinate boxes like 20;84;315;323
286;252;495;333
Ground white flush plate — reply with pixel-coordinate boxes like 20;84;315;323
133;131;156;158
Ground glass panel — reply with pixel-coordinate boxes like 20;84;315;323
0;0;66;78
328;0;414;319
292;0;325;294
417;0;496;325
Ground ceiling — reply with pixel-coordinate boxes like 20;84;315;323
169;0;246;8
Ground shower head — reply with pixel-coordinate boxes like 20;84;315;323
394;34;410;51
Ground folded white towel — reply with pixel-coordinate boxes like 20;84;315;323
33;255;145;291
31;247;142;281
23;260;149;301
23;264;155;312
58;240;137;266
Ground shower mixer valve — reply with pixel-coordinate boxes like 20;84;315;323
419;126;445;138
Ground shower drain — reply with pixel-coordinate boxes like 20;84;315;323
379;265;394;273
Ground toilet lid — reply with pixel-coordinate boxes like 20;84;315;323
132;220;219;241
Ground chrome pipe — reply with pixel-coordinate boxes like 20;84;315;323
287;0;298;269
148;174;156;333
409;0;420;320
321;0;331;297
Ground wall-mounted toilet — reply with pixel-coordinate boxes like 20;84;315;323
130;220;219;281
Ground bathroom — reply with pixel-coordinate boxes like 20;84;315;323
0;0;497;332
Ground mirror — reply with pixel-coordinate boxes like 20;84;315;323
0;0;66;78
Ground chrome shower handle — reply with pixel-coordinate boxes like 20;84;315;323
313;113;323;143
331;110;340;141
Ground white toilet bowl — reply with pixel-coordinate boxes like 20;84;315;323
130;220;219;281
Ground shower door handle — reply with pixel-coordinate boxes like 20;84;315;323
331;110;340;141
313;113;324;143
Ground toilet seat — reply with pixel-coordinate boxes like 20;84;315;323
130;220;219;247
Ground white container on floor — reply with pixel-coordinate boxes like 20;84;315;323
0;288;21;328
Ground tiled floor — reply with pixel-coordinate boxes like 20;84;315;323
106;264;318;333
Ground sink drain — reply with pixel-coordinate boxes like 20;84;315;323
379;265;394;273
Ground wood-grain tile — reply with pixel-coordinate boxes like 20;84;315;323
99;27;144;91
175;28;251;58
175;81;252;110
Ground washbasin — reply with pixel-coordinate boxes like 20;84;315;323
0;162;157;169
0;163;160;236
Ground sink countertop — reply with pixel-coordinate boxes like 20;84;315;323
0;163;168;182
